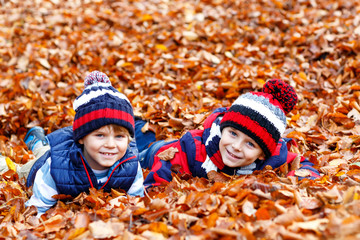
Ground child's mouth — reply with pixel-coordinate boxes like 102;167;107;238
227;149;240;159
101;152;116;156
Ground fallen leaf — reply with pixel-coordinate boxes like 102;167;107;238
207;170;231;183
157;147;179;161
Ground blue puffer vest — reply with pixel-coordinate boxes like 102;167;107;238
27;126;139;197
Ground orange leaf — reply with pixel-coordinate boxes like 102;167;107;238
255;207;271;220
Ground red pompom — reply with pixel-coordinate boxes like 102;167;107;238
263;79;298;114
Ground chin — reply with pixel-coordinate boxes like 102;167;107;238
224;160;241;168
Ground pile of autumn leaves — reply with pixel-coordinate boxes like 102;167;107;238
1;0;360;239
2;162;360;239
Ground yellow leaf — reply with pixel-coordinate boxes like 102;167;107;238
155;44;168;51
298;71;307;80
121;62;134;67
5;157;16;172
355;192;360;200
257;79;266;85
67;227;87;240
67;108;76;117
335;171;346;177
141;14;153;21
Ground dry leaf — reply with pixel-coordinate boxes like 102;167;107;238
294;169;311;177
207;170;231;183
157;147;179;161
2;0;360;239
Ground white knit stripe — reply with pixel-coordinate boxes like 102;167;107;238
202;116;222;173
239;93;287;122
205;120;222;146
84;81;111;89
73;87;130;111
201;156;218;173
233;96;286;134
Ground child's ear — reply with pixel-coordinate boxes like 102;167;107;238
78;138;84;144
258;152;266;161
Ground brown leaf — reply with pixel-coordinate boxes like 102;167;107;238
290;155;301;171
52;194;73;200
207;170;231;183
157;147;179;161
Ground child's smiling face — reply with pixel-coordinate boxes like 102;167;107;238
219;127;265;168
79;125;130;170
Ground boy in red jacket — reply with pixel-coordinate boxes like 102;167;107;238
136;79;320;187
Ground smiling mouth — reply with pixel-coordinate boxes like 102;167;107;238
227;149;240;159
100;152;117;156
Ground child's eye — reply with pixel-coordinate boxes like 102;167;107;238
96;134;104;137
116;134;126;139
247;141;255;148
229;130;237;137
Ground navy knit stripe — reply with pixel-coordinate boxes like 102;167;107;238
206;134;221;159
75;100;133;119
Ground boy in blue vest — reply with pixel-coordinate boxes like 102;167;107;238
136;79;320;187
24;71;144;217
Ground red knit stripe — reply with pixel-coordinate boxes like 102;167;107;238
73;108;134;130
210;150;224;169
222;111;277;152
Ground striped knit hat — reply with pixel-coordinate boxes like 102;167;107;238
220;79;297;158
73;71;135;141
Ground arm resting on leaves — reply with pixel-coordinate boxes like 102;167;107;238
25;157;58;217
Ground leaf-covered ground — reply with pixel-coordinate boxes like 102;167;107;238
1;0;360;239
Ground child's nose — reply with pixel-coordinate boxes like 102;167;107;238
105;137;116;147
232;141;243;151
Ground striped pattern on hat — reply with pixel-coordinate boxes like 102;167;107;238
220;79;297;158
73;71;135;141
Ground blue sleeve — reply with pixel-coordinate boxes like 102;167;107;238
25;157;58;217
135;118;156;153
26;149;51;187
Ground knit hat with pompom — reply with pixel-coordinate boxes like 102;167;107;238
220;79;298;158
72;71;134;141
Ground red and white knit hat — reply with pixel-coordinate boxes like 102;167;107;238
220;79;297;158
73;71;135;141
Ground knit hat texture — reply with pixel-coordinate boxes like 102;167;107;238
73;71;135;141
220;79;297;158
